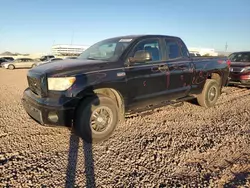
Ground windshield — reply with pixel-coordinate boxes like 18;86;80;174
228;52;250;62
78;37;134;61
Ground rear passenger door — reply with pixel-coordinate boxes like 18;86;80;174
26;59;34;67
14;59;23;68
162;37;193;99
17;59;25;68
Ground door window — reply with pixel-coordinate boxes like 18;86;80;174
164;39;182;60
131;39;162;62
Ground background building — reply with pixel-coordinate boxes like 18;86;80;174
51;44;90;56
188;47;219;56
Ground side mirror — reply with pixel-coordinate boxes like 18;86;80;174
128;50;152;64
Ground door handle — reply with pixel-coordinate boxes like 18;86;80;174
158;65;169;71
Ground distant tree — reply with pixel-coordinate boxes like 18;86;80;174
217;54;226;57
0;51;14;56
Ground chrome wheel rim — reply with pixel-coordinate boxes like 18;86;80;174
90;106;113;133
208;86;217;102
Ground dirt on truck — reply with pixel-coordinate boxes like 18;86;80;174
22;34;231;143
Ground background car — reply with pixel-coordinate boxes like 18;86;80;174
0;58;10;67
35;57;63;66
1;57;14;61
64;56;78;59
40;55;55;62
228;51;250;87
2;58;36;70
189;52;201;57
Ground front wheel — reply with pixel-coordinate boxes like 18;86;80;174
8;64;15;70
197;79;220;108
74;95;119;143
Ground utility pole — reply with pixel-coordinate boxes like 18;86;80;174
71;30;74;45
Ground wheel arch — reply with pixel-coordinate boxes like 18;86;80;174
75;87;125;122
8;64;15;69
207;72;222;87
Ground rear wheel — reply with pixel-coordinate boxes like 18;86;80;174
8;64;15;70
197;79;220;108
74;95;119;143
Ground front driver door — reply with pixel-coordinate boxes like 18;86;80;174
125;38;169;110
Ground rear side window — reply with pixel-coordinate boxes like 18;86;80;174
165;39;181;59
181;46;189;57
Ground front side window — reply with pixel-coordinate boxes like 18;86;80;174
78;38;134;61
131;39;161;62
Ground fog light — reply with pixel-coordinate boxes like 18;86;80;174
48;111;59;123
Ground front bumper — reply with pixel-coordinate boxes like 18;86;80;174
2;64;8;68
228;74;250;86
22;88;79;127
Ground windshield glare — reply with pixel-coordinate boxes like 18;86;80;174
78;38;133;61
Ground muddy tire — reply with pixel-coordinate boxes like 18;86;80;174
8;64;15;70
74;94;119;143
197;79;220;108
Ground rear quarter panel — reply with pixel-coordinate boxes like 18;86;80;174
190;57;229;95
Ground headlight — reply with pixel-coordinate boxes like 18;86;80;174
48;77;76;91
242;66;250;72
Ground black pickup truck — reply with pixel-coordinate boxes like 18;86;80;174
22;35;230;143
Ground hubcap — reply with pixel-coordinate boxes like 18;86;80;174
90;106;113;133
208;86;217;102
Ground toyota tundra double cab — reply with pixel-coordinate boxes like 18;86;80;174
22;35;230;143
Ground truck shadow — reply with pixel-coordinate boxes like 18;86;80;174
223;172;250;188
65;88;99;188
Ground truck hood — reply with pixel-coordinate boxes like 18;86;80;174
230;61;250;68
31;59;117;76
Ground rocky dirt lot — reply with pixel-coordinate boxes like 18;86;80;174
0;68;249;187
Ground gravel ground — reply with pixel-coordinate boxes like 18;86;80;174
0;68;249;187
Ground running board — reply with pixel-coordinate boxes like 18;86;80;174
126;96;195;115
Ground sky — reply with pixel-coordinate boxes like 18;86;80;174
0;0;249;54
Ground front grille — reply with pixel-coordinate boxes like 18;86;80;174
27;71;48;97
231;67;244;73
27;76;42;96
